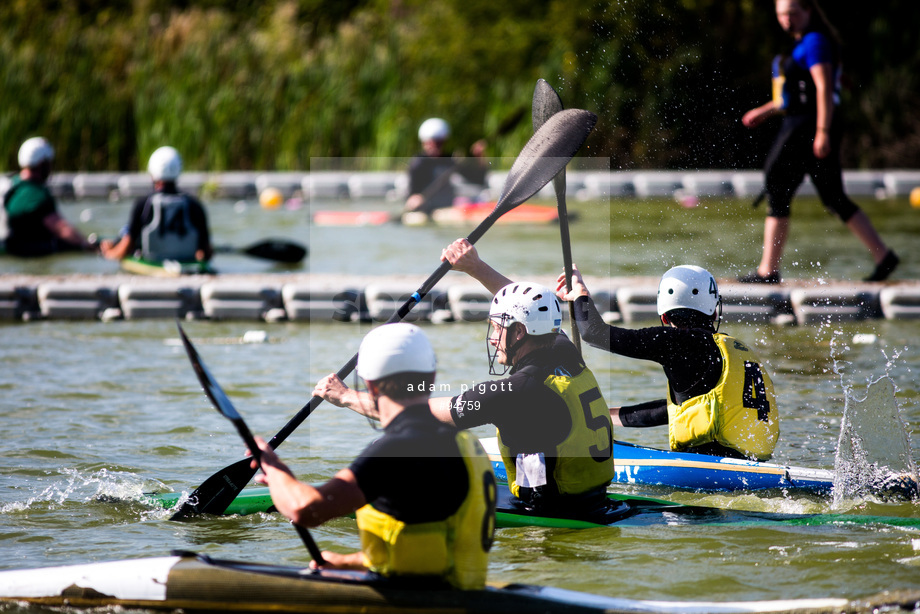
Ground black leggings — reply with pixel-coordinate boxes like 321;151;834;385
765;116;860;222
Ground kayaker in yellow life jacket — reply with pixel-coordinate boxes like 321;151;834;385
255;323;495;589
429;239;614;520
557;265;779;461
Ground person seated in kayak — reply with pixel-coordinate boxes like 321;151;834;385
423;239;614;519
254;323;495;589
101;146;212;264
317;238;615;520
556;264;780;461
403;118;488;217
2;137;97;257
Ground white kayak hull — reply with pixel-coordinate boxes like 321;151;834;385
2;552;905;614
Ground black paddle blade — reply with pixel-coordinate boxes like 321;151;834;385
172;324;327;565
492;108;596;218
177;324;246;424
169;457;258;520
531;79;569;198
241;240;307;263
170;323;260;520
532;78;564;131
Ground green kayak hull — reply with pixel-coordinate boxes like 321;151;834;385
142;487;920;530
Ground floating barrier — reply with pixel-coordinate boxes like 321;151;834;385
200;281;283;321
446;284;492;322
0;282;30;320
346;172;398;199
47;173;76;200
632;171;684;198
118;283;203;320
843;171;886;199
721;285;790;324
575;171;636;200
883;170;920;198
2;170;919;203
209;172;257;200
36;280;119;319
0;275;916;324
730;171;765;198
255;173;304;200
790;288;881;325
302;172;351;200
364;283;444;322
880;286;920;320
282;284;366;322
115;173;153;198
680;171;735;197
73;173;120;200
614;285;660;324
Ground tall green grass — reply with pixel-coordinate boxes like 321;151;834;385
1;1;918;173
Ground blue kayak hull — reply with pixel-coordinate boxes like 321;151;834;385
481;438;835;494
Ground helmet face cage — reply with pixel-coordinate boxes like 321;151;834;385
351;370;383;431
485;313;514;376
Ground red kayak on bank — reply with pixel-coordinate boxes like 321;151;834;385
312;202;562;227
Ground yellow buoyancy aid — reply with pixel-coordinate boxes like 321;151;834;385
355;430;495;589
667;334;779;460
498;365;614;499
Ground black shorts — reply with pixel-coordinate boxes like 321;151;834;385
764;116;860;222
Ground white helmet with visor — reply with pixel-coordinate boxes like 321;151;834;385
486;282;561;374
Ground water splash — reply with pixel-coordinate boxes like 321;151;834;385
1;467;169;515
833;376;918;503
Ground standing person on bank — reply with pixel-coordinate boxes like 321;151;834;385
403;118;488;217
1;137;97;257
739;0;898;283
254;323;495;588
101;146;212;264
315;238;617;522
557;264;779;461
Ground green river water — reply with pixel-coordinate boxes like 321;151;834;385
1;193;920;608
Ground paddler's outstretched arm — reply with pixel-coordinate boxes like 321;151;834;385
250;436;365;528
313;374;376;417
314;373;459;428
441;238;511;294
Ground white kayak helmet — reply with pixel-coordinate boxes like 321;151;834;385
148;146;183;181
357;323;437;381
18;137;55;168
489;282;562;336
418;118;450;142
656;265;720;316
